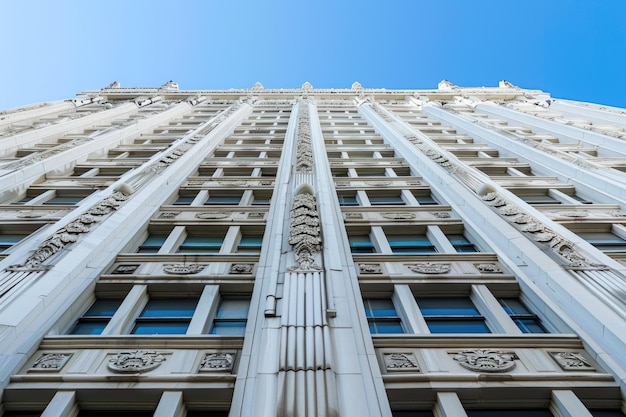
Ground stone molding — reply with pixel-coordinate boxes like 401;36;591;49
451;349;517;373
107;350;167;373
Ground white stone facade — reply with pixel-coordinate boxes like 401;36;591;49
0;81;625;416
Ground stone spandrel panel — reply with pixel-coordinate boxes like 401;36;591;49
104;262;257;277
356;259;510;279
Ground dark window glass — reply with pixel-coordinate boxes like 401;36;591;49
2;411;42;417
178;236;223;254
448;234;478;253
70;298;123;335
0;234;28;251
466;410;553;417
78;412;154;417
210;298;250;335
43;196;84;205
498;298;547;334
369;195;405;205
578;232;626;252
186;412;230;417
590;410;626;417
392;412;434;417
338;195;359;206
138;234;168;253
174;195;196;205
205;195;241;205
350;235;375;253
131;298;198;335
237;236;263;254
520;195;559;205
415;195;437;205
416;297;490;334
363;298;404;334
387;235;437;254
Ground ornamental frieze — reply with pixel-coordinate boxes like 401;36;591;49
358;263;383;274
451;349;517;373
199;353;235;372
549;351;594;371
107;350;167;373
382;212;416;220
405;263;451;274
383;353;419;371
30;353;72;372
474;263;502;273
163;264;206;275
230;263;255;274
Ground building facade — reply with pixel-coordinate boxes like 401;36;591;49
0;80;625;416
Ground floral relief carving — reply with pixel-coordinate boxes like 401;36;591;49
196;212;230;220
358;263;382;274
112;264;139;274
199;353;235;372
163;264;206;275
108;350;167;373
7;190;130;271
384;353;419;371
159;212;179;219
549;352;594;371
30;353;72;372
382;212;416;220
295;101;313;173
452;350;517;373
344;212;363;220
230;263;255;274
405;263;451;274
474;263;502;273
288;192;322;272
432;212;451;218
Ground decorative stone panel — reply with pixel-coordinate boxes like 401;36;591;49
199;353;235;372
384;353;419;372
107;350;168;373
230;263;255;274
112;264;139;274
451;349;517;373
163;264;207;275
29;353;72;372
549;351;594;371
358;263;383;274
405;263;451;274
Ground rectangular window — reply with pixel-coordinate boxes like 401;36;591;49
466;410;553;417
448;234;478;253
338;194;359;206
578;232;626;252
498;298;547;333
70;298;123;335
173;192;197;205
392;412;434;417
252;193;271;206
131;298;198;335
519;194;559;205
349;235;375;253
205;194;242;205
387;235;437;254
178;235;223;254
368;194;405;205
590;410;626;417
137;234;168;253
416;297;490;334
210;297;250;335
363;298;404;334
237;236;263;254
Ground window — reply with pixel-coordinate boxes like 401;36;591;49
387;234;437;254
77;411;154;417
392;412;434;417
131;298;198;335
578;232;626;252
498;298;547;333
448;234;478;253
205;194;242;205
338;194;359;206
519;194;559;205
466;410;553;417
173;192;197;205
43;196;84;205
590;411;626;417
186;412;230;417
1;412;42;417
237;236;263;254
349;235;375;253
252;193;271;205
137;234;168;253
416;297;490;334
210;297;250;335
178;235;223;254
363;298;404;334
70;298;123;335
368;193;405;205
0;234;29;252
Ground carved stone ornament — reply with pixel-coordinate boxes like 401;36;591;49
288;192;322;271
344;212;363;220
382;212;416;220
30;353;72;372
196;212;230;219
295;101;313;173
17;211;44;219
452;350;517;373
474;263;502;273
248;212;265;219
405;263;451;274
163;264;206;275
199;353;234;372
557;211;589;218
159;212;179;219
230;263;254;274
358;263;383;274
112;264;139;275
384;353;419;371
108;350;167;373
610;211;626;217
7;191;130;271
549;351;594;371
432;212;451;218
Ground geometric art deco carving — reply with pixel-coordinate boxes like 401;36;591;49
549;351;594;371
107;350;167;373
451;349;517;373
199;353;235;372
29;353;72;372
405;262;451;274
163;264;207;275
384;353;419;371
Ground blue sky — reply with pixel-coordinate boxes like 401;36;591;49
1;1;625;110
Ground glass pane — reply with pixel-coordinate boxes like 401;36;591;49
392;412;435;417
211;321;247;335
514;318;547;334
498;298;531;315
426;320;490;334
217;299;250;319
43;196;83;205
84;299;123;317
338;196;358;206
0;234;26;245
70;321;108;335
186;412;230;417
369;196;404;205
174;196;195;205
590;411;626;417
467;410;553;417
78;411;154;417
350;235;375;253
416;297;480;316
205;195;241;205
131;321;190;335
365;299;398;317
415;196;437;205
139;298;198;318
369;320;404;334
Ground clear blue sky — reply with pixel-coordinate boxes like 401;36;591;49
1;0;625;110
